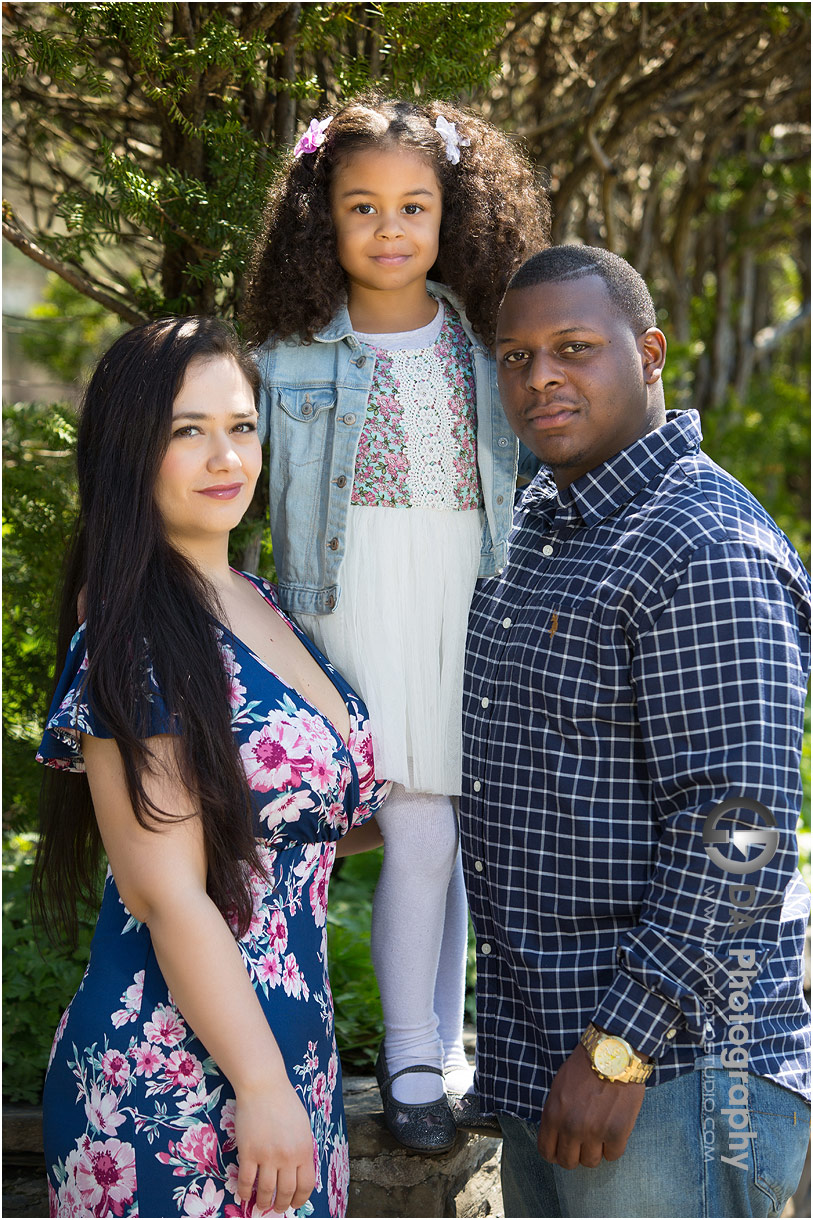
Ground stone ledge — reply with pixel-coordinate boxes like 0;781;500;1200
343;1078;502;1217
3;1085;503;1219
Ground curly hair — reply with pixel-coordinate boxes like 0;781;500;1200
242;94;550;349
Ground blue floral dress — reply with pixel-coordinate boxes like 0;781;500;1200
36;573;390;1219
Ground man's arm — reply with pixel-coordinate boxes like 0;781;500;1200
538;539;810;1168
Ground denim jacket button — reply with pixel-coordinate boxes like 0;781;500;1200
301;404;313;416
354;355;367;367
335;475;347;488
498;437;509;447
328;538;339;550
326;594;336;609
343;414;356;425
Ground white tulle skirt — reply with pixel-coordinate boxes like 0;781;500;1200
296;505;483;796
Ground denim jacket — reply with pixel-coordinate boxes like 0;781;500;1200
256;281;536;616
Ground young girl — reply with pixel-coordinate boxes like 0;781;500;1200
244;96;549;1151
33;317;389;1217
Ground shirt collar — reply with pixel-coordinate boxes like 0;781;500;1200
522;410;702;527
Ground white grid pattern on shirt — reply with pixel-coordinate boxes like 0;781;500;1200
461;411;811;1122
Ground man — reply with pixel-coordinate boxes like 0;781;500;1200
459;246;811;1217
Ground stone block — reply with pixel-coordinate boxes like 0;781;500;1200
343;1078;502;1218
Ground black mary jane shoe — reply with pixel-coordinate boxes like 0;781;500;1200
447;1088;502;1135
375;1043;458;1154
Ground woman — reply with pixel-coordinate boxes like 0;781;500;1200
33;317;388;1218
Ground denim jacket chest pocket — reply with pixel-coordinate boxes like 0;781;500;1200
276;387;337;469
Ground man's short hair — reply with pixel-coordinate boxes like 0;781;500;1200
507;245;657;333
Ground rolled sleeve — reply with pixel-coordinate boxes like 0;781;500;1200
596;541;809;1058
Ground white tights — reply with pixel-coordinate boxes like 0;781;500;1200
371;784;473;1104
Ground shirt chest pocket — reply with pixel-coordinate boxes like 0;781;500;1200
507;599;636;729
275;387;337;469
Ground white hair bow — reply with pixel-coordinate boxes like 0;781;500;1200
434;116;471;165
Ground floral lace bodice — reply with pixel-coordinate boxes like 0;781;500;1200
351;303;482;510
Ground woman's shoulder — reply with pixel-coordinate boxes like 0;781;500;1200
234;570;278;604
36;619;181;772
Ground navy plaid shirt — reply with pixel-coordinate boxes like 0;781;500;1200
461;410;811;1122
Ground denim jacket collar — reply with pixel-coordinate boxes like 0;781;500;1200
313;280;474;347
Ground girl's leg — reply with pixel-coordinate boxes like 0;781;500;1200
434;845;474;1095
371;784;459;1104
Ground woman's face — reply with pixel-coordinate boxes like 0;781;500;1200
154;355;261;553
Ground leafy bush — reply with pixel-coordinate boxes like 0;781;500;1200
3;401;79;830
700;374;811;567
2;833;96;1104
326;852;385;1073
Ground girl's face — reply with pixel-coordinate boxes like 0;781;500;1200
155;355;261;552
330;146;442;301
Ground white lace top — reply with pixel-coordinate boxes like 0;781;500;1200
350;300;482;510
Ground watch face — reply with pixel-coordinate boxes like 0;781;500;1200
594;1037;632;1078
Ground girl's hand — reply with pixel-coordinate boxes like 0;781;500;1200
234;1081;316;1214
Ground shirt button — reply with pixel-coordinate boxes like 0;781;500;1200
343;413;356;425
481;942;492;955
497;567;504;575
474;860;484;872
328;538;339;551
502;617;512;629
542;544;554;557
666;1029;676;1040
473;780;482;792
481;697;490;708
335;475;347;488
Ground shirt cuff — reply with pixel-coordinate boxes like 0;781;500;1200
592;974;685;1060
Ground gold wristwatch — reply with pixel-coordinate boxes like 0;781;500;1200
580;1023;653;1084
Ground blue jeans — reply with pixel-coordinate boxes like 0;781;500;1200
498;1065;810;1218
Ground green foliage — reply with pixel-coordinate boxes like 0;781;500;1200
299;2;511;95
662;273;810;567
2;833;96;1104
5;1;512;319
2;400;79;828
19;274;127;385
326;851;384;1070
700;374;811;566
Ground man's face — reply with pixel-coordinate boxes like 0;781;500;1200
496;276;666;488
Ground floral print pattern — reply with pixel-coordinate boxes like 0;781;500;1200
37;573;390;1217
351;303;482;509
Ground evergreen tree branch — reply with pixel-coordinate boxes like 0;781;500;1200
2;207;147;326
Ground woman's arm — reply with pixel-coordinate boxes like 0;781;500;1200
335;815;383;858
82;733;316;1213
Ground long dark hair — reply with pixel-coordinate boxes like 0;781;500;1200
242;93;550;348
32;317;264;945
